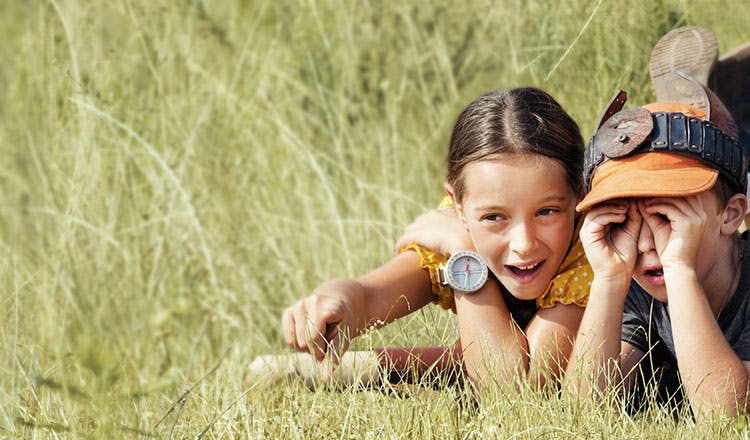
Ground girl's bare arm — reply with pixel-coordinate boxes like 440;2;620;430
282;250;435;361
454;281;529;391
525;303;584;388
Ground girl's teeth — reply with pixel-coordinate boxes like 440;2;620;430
517;263;538;270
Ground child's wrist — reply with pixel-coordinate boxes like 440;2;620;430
661;262;697;279
662;264;699;286
592;267;633;285
444;236;475;256
591;273;631;298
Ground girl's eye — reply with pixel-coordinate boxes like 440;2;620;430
537;208;559;216
482;214;505;222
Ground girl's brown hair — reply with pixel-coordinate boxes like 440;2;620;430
446;88;584;202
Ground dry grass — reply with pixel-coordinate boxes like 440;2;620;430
2;0;750;437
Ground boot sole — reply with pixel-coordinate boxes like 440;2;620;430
650;26;718;104
653;71;710;114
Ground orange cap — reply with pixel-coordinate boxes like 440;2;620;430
576;102;718;212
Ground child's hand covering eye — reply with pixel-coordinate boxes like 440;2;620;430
638;196;710;271
580;199;642;281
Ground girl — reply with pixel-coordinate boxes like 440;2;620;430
271;87;590;390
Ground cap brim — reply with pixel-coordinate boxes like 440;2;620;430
576;154;718;212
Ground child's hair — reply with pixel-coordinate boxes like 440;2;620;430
446;88;584;202
712;176;735;210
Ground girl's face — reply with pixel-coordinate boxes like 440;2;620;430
454;154;578;300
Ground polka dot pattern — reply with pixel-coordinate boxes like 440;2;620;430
536;217;592;309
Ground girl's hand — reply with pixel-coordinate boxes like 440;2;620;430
580;199;642;280
395;207;473;255
638;196;708;272
282;279;364;362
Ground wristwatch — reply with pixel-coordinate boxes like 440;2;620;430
437;250;489;293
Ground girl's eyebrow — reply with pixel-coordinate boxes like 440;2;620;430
539;194;571;203
473;194;570;211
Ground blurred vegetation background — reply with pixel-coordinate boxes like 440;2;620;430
2;0;750;437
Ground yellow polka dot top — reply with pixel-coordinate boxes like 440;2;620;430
399;197;591;312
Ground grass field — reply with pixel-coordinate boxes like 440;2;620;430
3;0;750;437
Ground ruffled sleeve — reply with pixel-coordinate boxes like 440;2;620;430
399;243;455;312
398;196;457;312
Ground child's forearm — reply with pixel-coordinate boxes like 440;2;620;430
282;251;435;359
665;269;749;416
454;282;528;391
356;250;436;330
525;304;584;389
565;276;630;399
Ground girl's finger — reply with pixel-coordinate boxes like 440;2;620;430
294;302;311;353
304;300;330;362
281;306;297;347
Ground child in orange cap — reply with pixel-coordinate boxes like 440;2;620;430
565;85;750;417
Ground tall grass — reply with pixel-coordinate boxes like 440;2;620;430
2;0;750;437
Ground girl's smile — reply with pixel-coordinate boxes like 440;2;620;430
506;260;545;283
455;154;578;301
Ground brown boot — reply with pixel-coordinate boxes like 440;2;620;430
650;26;718;103
651;70;711;115
705;75;741;139
711;42;750;138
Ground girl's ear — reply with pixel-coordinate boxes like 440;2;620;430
444;182;469;229
721;193;748;235
443;182;457;206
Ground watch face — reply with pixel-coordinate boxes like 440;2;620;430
446;251;488;293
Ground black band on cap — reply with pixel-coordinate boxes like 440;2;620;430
584;111;748;194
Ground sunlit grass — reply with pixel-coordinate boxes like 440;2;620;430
2;0;750;437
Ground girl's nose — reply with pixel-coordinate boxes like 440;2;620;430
509;222;536;256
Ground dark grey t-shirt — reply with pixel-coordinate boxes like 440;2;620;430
620;232;750;406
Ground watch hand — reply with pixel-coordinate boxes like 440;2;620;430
465;257;470;284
